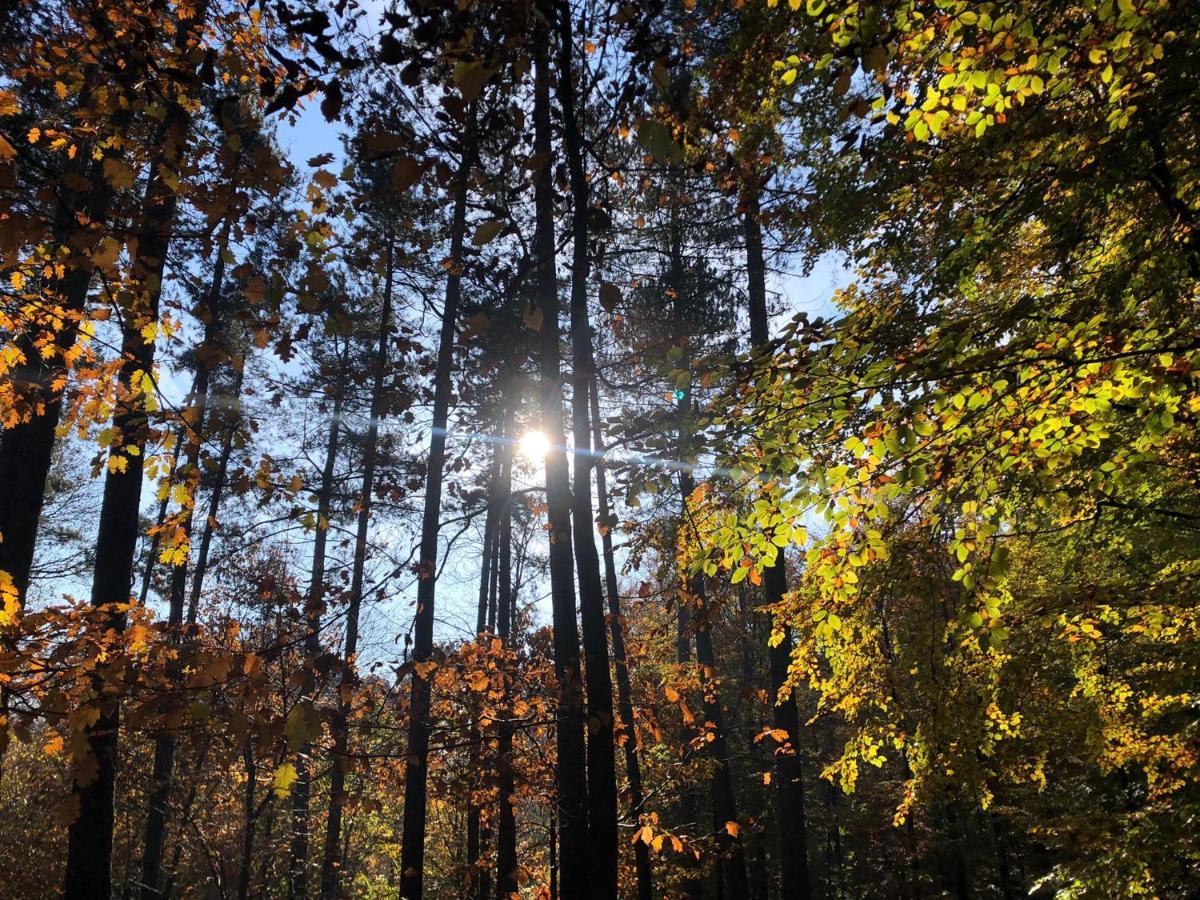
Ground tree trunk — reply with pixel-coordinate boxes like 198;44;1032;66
532;17;590;898
670;204;749;900
289;363;346;900
0;55;138;775
140;204;234;900
63;33;200;896
185;361;244;627
554;3;618;897
319;232;395;898
589;377;653;900
399;132;474;900
237;737;258;900
742;184;811;900
494;372;518;900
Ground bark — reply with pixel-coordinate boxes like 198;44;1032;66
0;57;137;776
743;185;810;900
468;437;498;900
494;371;518;900
399;133;473;899
237;737;258;900
319;232;395;898
532;16;590;897
140;204;234;900
185;361;244;627
553;3;618;896
589;377;653;900
670;204;749;900
63;28;201;896
288;364;346;900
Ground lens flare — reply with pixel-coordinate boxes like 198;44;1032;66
518;429;551;462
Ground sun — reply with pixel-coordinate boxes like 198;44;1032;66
517;429;551;462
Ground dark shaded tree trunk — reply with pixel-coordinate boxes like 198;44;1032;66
670;206;749;900
237;737;258;900
319;232;395;898
532;16;590;898
63;34;200;897
554;2;617;896
399;133;473;900
0;54;140;777
289;363;346;900
494;372;518;900
589;377;653;900
743;184;811;900
140;203;234;900
185;361;244;628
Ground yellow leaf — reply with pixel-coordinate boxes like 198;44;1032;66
724;821;740;837
273;762;299;798
102;157;135;190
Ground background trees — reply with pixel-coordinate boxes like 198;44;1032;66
1;0;1198;898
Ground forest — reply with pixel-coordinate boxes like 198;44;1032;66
0;0;1197;897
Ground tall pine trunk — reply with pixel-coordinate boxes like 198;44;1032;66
743;185;810;899
554;1;617;894
494;370;518;900
399;134;473;900
589;377;653;900
289;362;346;899
185;360;245;627
139;201;234;900
669;206;749;900
319;232;395;898
532;14;590;896
63;50;198;896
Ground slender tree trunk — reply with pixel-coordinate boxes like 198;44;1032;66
589;377;653;900
549;814;558;900
319;232;395;900
289;365;346;900
399;133;474;900
553;5;618;896
468;445;498;900
63;32;200;895
186;362;244;627
532;18;590;897
742;184;811;900
675;518;703;900
670;204;749;900
140;206;234;900
494;372;518;900
237;737;258;900
136;420;186;608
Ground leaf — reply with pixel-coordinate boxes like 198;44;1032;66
599;282;621;312
724;821;740;837
523;301;543;332
102;157;135;190
636;119;683;163
452;61;495;103
391;157;423;193
461;311;491;339
0;570;19;626
245;275;268;304
273;762;299;798
362;132;405;161
472;220;504;246
284;702;322;750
